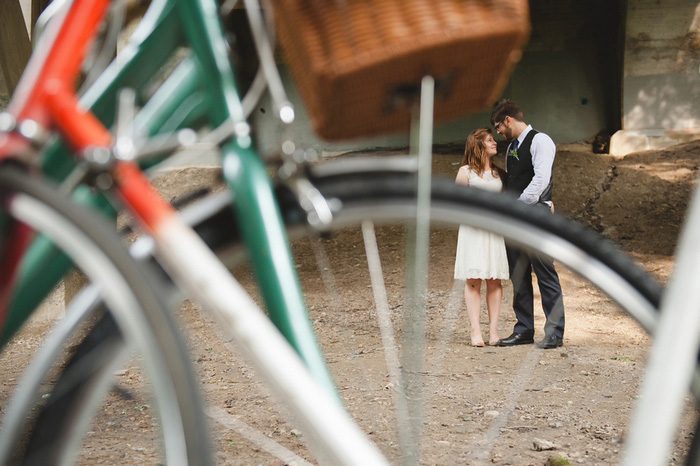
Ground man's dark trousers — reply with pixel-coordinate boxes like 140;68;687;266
506;239;565;338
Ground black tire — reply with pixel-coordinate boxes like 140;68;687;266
181;164;665;464
301;169;661;321
185;167;661;325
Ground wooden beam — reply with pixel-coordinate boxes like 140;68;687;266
30;0;52;38
0;1;32;94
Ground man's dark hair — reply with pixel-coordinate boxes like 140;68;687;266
490;99;524;126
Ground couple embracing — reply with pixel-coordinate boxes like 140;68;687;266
454;99;565;349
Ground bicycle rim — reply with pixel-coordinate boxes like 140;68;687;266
0;166;210;465
205;167;692;464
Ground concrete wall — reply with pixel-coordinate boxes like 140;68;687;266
611;0;700;154
253;1;623;156
499;0;622;144
623;0;700;129
9;1;697;156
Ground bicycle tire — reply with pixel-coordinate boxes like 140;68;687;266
0;166;211;466
269;166;660;332
185;167;661;324
179;162;669;464
302;168;670;464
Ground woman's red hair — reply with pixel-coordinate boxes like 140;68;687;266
461;127;497;177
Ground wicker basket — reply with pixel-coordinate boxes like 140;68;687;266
272;0;530;141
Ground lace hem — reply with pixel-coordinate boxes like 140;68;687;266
454;269;509;281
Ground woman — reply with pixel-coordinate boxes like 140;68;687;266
454;128;509;346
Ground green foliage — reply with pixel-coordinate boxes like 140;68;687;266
546;455;571;466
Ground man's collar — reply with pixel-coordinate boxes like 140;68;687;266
515;124;533;145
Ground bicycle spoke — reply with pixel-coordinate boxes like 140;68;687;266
361;221;412;458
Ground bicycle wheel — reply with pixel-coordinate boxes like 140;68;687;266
0;165;211;465
176;159;690;465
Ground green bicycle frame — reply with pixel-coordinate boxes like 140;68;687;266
3;0;336;395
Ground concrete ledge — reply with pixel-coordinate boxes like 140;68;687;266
610;129;700;156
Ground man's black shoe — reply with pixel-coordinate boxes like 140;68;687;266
537;334;563;349
495;333;534;347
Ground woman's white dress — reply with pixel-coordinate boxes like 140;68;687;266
454;166;509;280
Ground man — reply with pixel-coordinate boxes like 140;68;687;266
490;99;565;349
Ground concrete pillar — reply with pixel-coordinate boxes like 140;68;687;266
611;0;700;155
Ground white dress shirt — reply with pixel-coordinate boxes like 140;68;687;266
507;125;556;205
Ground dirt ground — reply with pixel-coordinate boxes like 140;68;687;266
1;139;700;465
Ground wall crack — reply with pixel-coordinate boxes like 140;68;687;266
579;164;618;233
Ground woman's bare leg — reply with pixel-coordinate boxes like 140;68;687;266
485;279;502;345
465;279;484;346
